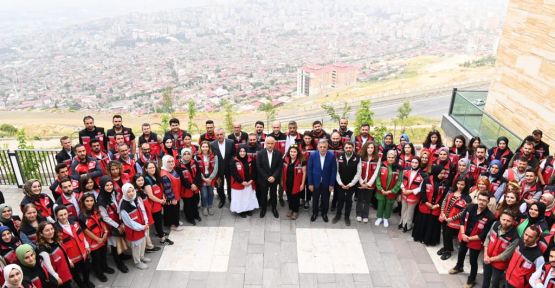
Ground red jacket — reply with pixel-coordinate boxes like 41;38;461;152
197;153;217;186
160;169;182;201
418;176;446;216
441;192;469;229
401;170;423;204
179;161;200;198
506;241;543;288
46;243;73;284
359;159;379;189
230;157;255;190
57;220;88;264
377;165;400;200
120;200;146;242
486;221;518;270
81;211;106;251
281;157;305;195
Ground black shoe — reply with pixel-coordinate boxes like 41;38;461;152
116;263;129;273
440;252;452;261
120;254;132;260
272;208;279;218
398;223;403;230
187;220;196;226
146;246;161;253
330;207;336;212
332;215;340;224
303;203;309;210
246;211;252;216
104;266;115;274
86;281;96;288
95;273;108;282
403;225;408;233
322;215;329;222
279;198;285;207
260;209;266;218
195;216;202;222
345;218;351;226
161;238;174;245
218;200;225;208
436;248;446;255
240;212;247;218
448;266;464;274
311;214;317;222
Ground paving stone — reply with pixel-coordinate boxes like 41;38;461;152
245;254;264;285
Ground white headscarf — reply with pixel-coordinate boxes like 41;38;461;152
121;183;136;202
161;155;174;172
3;264;23;288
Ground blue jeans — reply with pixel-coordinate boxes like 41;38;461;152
201;185;214;207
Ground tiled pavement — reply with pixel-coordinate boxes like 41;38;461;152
0;186;475;288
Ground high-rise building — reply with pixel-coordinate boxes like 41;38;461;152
296;63;358;97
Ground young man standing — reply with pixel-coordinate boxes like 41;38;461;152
505;225;544;288
79;115;107;154
228;122;248;151
138;123;161;157
254;121;267;145
333;142;361;226
106;114;136;155
55;136;74;166
164;118;187;151
333;118;353;144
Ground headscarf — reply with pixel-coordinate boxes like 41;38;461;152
437;146;449;155
528;202;546;224
497;136;509;146
15;244;34;268
431;164;445;183
97;176;115;208
543;193;555;212
0;204;11;224
22;179;40;199
400;133;410;143
161;155;174;172
121;183;136;202
236;147;250;181
162;135;174;154
180;148;193;165
457;158;470;174
3;264;23;288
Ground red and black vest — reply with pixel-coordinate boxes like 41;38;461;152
72;157;99;178
469;157;488;181
418;176;446;216
150;184;164;213
328;142;344;159
21;194;54;220
79;127;106;154
490;147;512;169
22;259;51;288
160;169;182;201
107;126;134;150
486;221;518;270
55;194;79;220
542;156;555;185
301;144;315;162
441;192;469;229
82;211;106;251
401;170;423;204
359;158;379;189
57;220;87;264
460;204;494;250
230;157;255;190
281;157;304;195
506;241;543;288
354;135;373;154
540;264;555;288
119;157;137;182
198;153;217;186
398;154;414;170
42;242;73;284
179;161;199;198
0;240;21;264
520;180;541;202
120;200;146;242
448;147;463;165
377;164;400;200
52;178;80;199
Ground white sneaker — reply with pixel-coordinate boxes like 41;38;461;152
179;221;184;225
135;262;149;270
363;218;368;223
374;218;383;226
141;257;151;263
383;219;389;228
356;216;362;222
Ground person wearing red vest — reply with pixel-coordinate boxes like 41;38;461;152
54;178;80;221
540;155;555;186
177;149;202;225
70;144;103;183
136;142;159;175
79;115;107;154
539;248;555;288
96;176;129;274
333;118;353;144
79;193;114;283
438;177;471;260
55;205;92;288
119;183;149;270
504;156;529;184
228;122;249;152
282;145;306;220
160;155;183;231
300;131;316;209
270;121;287;207
230;147;259;218
0;226;21;265
353;123;373;155
398;143;416;170
482;210;519;288
138;123;162;159
106;115;136;155
506;225;545;288
143;162;174;246
50;164;80;201
19;180;55;224
199;120;217;145
333;142;361;226
160;136;180;162
89;139;110;175
488;136;514;172
448;192;495;288
133;175;160;255
448;135;467;165
470;145;489;181
254;120;267;146
521;168;543;208
375;150;402;228
434;147;454;186
400;157;424;232
198;142;219;217
357;141;380;223
19;204;41;245
3;263;30;288
36;222;74;288
164;118;187;151
422;130;444;164
328;132;345;213
16;244;56;288
118;144;137;182
413;165;448;246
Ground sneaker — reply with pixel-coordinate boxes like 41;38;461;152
374;218;383;226
448;267;463;275
356;216;362;222
161;238;174;245
141;257;152;263
383;219;389;228
463;280;476;288
363;218;368;223
203;208;208;216
135;262;149;270
179;221;184;225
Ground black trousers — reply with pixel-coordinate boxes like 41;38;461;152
183;194;200;223
286;190;300;212
258;182;278;210
455;242;480;282
71;258;91;287
163;203;180;227
335;186;355;218
312;185;330;216
442;223;459;252
482;262;505;288
91;245;109;276
216;173;232;201
152;210;165;238
356;188;375;218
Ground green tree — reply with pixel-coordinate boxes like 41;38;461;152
161;87;175;113
222;100;234;133
372;125;388;144
354;100;375;135
397;100;412;128
0;124;18;136
322;102;351;123
187;100;199;133
16;129;46;181
259;102;276;130
159;114;171;135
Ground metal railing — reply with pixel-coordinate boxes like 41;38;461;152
448;88;522;151
0;149;58;187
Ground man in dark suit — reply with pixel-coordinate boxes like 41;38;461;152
256;136;283;218
55;136;74;165
307;139;337;222
211;128;236;208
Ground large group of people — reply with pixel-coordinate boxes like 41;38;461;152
0;113;554;288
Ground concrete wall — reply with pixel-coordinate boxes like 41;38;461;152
485;0;555;148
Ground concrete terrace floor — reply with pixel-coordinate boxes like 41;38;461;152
0;186;475;288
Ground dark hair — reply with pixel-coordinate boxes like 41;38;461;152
401;142;416;156
360;141;379;161
423;130;443;148
37;222;59;250
142;123;150;128
286;145;305;163
183;132;192;139
74;144;85;151
21;203;38;224
525;168;536;175
312;120;322;127
112;114;122;120
79;192;98;215
344;141;354;148
360;123;370;129
525;225;541;239
288;121;297;126
79;174;98;193
59;177;72;186
468;137;481;154
134;174;146;189
60;136;69;142
90;139;100;145
55;163;68;174
501;209;516;220
451;135;467;150
54;205;68;217
107;161;122;176
206;120;214;125
169;118;180;125
518;155;530;163
477;191;490;199
255;121;264;127
83;115;94;122
302;131;314;138
476;144;487;152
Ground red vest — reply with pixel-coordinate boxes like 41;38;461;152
160;169;182;201
91;151;110;174
543;157;555;185
120;158;137;181
121;202;146;242
179;161;199;198
150;184;164;213
448;147;462;165
28;262;51;288
73;158;98;177
57;195;79;219
418;176;446;216
378;165;400;200
30;194;54;219
354;135;373;154
486;222;518;270
490;147;512;168
230;157;254;190
359;159;379;189
58;220;87;264
442;193;468;229
301;144;315;162
281;158;304;195
401;170;423;204
469;158;488;180
80;133;106;155
506;242;542;288
47;244;73;283
398;155;414;170
520;180;540;202
461;208;491;250
540;264;555;288
83;211;106;251
198;153;217;186
53;179;80;198
0;241;20;264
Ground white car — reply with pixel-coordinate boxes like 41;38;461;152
472;99;485;106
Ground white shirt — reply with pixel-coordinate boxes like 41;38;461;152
60;222;73;236
218;141;226;159
285;134;297;151
361;136;368;146
320;153;326;170
267;150;273;166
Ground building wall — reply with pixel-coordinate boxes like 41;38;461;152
485;0;555;147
